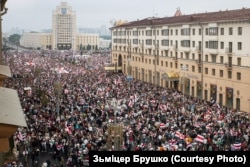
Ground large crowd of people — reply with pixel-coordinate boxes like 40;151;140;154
3;49;250;167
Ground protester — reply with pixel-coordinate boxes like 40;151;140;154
3;49;250;166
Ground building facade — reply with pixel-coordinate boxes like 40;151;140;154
52;2;76;50
20;32;42;49
76;33;100;50
110;8;250;112
20;2;100;51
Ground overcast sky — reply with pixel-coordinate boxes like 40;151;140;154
2;0;250;32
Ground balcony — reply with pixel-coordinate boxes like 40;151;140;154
173;45;178;50
196;46;202;53
172;57;178;63
195;59;202;65
224;62;232;70
225;47;233;56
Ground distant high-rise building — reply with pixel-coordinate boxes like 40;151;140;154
52;2;76;50
20;2;101;51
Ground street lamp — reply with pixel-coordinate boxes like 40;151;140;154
199;23;204;100
180;65;188;103
127;58;132;91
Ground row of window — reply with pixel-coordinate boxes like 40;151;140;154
204;68;241;80
125;54;241;80
113;27;243;36
113;38;242;51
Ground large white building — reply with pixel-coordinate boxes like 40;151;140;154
52;2;76;50
20;2;102;51
110;8;250;112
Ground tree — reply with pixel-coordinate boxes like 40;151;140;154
100;35;111;40
8;34;21;45
87;44;91;51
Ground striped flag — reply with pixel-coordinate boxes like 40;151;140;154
195;134;205;143
17;132;25;141
175;131;185;139
232;143;241;150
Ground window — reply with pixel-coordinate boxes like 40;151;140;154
199;28;202;35
220;70;223;77
161;29;169;36
209;27;218;35
220;28;224;35
205;28;208;35
146;30;152;36
205;55;208;62
146;39;152;45
192;29;195;35
161;40;169;46
212;69;215;76
198;66;201;73
238;27;242;35
220;42;224;49
192;66;195;72
165;61;168;67
133;39;138;44
133;31;138;36
185;52;189;59
170;62;173;68
180;52;183;59
211;54;216;63
205;41;208;48
209;41;218;49
181;40;190;47
237;72;241;80
229;27;233;35
205;68;208;74
237;58;241;66
192;54;195;60
228;71;232;79
175;29;178;35
192;41;195;47
220;56;224;64
238;42;242;50
170;29;173;35
181;28;190;35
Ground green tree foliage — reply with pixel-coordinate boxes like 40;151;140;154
87;44;91;51
8;34;21;45
100;35;111;40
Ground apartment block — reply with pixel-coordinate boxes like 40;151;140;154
110;8;250;112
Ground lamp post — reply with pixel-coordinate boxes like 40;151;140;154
199;23;204;100
127;58;132;91
180;65;188;103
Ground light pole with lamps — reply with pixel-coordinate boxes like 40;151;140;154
199;23;204;100
180;65;188;103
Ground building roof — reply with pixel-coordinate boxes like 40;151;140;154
110;8;250;29
0;87;27;127
0;65;11;77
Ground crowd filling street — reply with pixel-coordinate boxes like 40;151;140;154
3;50;250;167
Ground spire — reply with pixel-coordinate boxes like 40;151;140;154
174;7;182;16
